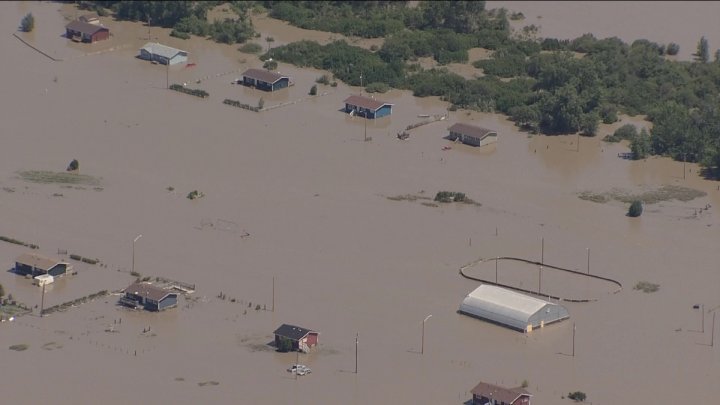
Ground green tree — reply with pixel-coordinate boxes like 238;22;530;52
628;200;643;217
666;42;680;55
0;283;5;301
631;127;652;159
20;13;34;32
309;84;317;95
568;391;587;402
277;337;292;352
695;36;709;63
579;113;599;136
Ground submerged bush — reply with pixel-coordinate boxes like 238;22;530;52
627;200;643;217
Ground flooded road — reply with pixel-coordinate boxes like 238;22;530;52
1;3;719;404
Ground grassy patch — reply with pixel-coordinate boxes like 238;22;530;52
9;344;29;351
633;281;660;293
579;185;706;205
17;170;101;186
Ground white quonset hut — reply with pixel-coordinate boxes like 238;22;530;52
459;284;569;332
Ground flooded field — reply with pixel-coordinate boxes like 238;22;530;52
488;1;720;61
1;2;719;404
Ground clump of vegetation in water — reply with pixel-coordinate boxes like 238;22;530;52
627;200;643;217
238;42;262;54
169;84;208;98
633;281;659;293
9;344;29;351
187;190;205;200
567;391;587;402
20;13;34;32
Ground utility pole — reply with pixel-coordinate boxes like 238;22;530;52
295;349;299;380
355;333;358;374
538;266;543;295
272;276;275;312
495;257;498;283
166;62;169;89
421;315;432;355
572;322;576;357
577;133;580;152
702;304;704;333
40;283;46;317
132;234;142;275
586;248;590;274
541;237;544;265
711;312;716;347
364;116;368;142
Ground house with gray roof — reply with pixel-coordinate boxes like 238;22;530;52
447;123;498;147
139;42;188;65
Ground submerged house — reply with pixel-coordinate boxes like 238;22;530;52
65;20;110;43
273;324;319;353
139;42;188;65
15;253;72;277
471;381;532;405
459;284;569;332
241;68;290;92
343;95;393;119
447;123;498;147
119;282;177;311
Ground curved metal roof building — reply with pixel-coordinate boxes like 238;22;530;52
459;284;569;332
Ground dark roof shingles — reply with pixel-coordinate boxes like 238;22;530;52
242;68;288;84
343;95;392;111
470;381;531;404
65;20;108;36
273;324;314;340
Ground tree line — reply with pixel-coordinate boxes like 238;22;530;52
78;1;720;172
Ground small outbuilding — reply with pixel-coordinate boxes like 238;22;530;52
139;42;188;65
119;282;178;311
241;68;290;92
459;284;569;332
273;324;319;353
65;20;110;43
447;123;498;147
15;253;72;277
343;95;393;119
471;381;532;405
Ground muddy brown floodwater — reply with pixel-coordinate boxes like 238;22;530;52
488;1;720;61
1;2;719;405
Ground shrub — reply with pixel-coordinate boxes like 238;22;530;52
309;84;317;95
634;281;659;293
170;30;190;40
568;391;586;402
605;124;638;143
628;200;643;217
257;97;265;109
238;42;263;54
223;98;260;112
67;159;79;172
263;60;278;70
666;42;680;56
169;84;209;98
316;74;330;85
277;337;292;352
365;82;390;93
20;13;34;33
187;190;205;200
434;191;466;203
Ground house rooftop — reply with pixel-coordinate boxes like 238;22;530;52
471;381;531;404
273;324;315;340
65;20;108;35
242;68;288;84
448;122;497;139
16;253;65;272
344;94;392;111
140;42;187;59
124;282;173;302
